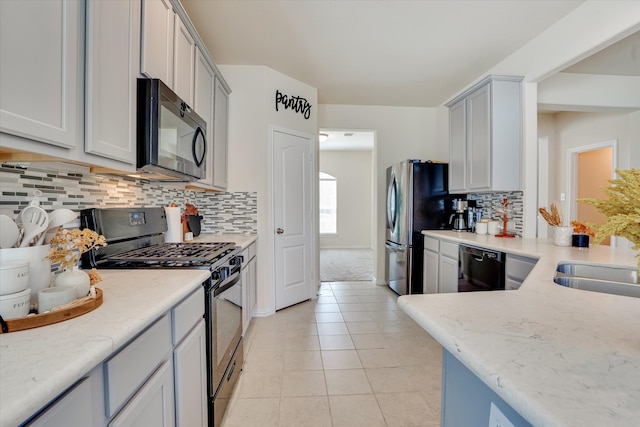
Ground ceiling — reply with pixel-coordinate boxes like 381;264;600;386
182;0;585;108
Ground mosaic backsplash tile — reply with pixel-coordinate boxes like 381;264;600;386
0;163;257;234
468;191;524;235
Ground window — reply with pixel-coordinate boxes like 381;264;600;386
319;172;337;234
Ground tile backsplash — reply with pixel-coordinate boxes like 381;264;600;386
467;191;523;235
0;163;257;234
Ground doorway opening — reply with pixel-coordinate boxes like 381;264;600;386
318;129;376;282
567;139;617;246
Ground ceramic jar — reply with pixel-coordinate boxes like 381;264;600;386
55;267;90;298
553;226;573;246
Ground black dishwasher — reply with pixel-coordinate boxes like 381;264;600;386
458;244;506;292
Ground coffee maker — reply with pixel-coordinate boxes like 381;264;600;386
449;199;467;231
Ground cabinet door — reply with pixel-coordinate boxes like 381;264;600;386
241;262;251;334
0;0;82;149
466;84;491;191
141;0;174;85
423;249;439;294
27;377;94;427
194;49;216;187
174;321;207;427
249;256;257;319
439;255;459;294
173;17;196;106
109;359;175;427
448;99;466;192
85;0;140;165
212;77;229;190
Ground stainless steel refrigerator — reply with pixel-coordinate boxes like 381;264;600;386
385;160;452;295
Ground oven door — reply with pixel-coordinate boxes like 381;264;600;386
209;265;242;394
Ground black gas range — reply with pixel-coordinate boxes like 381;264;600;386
80;207;243;427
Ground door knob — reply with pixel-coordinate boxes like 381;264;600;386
276;228;284;234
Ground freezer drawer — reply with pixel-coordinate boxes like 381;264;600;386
385;242;412;295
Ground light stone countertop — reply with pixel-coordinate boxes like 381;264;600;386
193;233;257;249
0;269;211;427
397;230;640;426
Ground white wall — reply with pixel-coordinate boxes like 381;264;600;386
220;64;318;316
319;150;373;249
318;104;440;283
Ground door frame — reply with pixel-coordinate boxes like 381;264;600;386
268;125;317;311
566;139;617;244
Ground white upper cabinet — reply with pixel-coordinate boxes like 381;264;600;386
194;48;216;188
447;76;523;193
173;17;196;107
141;0;175;86
0;0;83;149
212;77;230;190
85;0;140;165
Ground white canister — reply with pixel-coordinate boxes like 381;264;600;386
38;287;76;313
0;244;52;305
0;288;31;319
476;222;488;235
487;221;499;235
553;226;573;246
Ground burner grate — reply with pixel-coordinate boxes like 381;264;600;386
108;242;236;264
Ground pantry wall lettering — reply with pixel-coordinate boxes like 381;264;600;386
275;90;312;119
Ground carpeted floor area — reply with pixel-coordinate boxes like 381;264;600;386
320;248;374;282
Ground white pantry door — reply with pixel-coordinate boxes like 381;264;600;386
273;128;314;310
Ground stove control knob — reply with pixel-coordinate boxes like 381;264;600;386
231;256;244;267
213;267;230;280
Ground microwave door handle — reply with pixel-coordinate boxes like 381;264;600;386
192;127;206;167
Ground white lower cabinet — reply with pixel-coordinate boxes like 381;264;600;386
26;376;95;427
109;359;175;427
173;321;207;427
241;242;257;334
423;237;439;294
439;240;459;294
24;287;207;427
505;254;538;290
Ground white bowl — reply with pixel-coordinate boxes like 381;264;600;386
0;245;52;305
0;288;31;319
0;261;29;295
38;287;76;313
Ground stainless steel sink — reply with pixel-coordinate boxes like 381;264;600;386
554;262;640;298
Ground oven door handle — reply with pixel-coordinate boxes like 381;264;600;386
214;269;241;297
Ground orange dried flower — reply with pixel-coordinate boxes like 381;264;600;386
571;221;595;238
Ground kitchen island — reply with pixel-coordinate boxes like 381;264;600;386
398;230;640;426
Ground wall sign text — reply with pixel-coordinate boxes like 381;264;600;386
275;90;312;119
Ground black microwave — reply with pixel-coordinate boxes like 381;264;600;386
137;78;207;181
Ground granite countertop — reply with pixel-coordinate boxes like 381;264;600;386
397;231;640;426
0;269;211;427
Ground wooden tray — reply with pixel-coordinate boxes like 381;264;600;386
0;288;103;334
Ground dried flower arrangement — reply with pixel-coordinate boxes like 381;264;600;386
539;202;563;227
47;229;108;271
578;168;640;268
570;221;595;238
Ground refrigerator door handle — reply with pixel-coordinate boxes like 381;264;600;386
385;241;406;250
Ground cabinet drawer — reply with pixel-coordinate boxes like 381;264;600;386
440;240;459;259
172;286;204;345
105;315;172;417
424;236;439;252
506;254;537;282
505;278;522;291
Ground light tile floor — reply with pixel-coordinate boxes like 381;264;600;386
222;281;443;427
